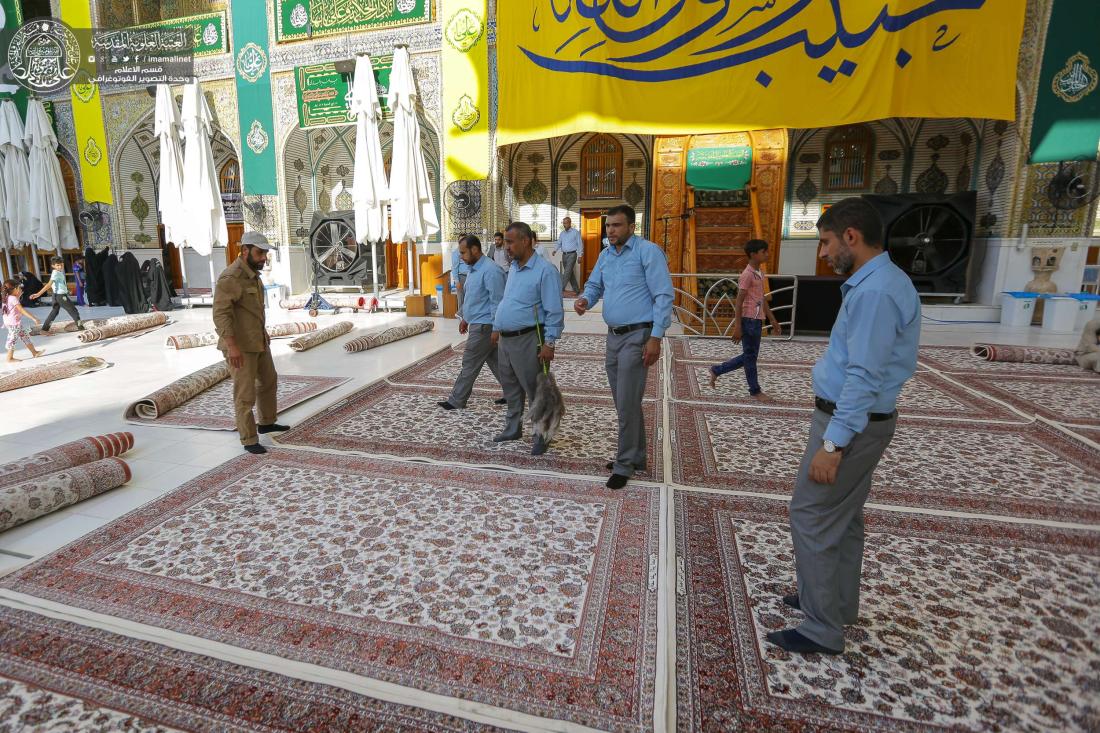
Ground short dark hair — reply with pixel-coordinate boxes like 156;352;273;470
494;231;504;239
505;221;534;242
464;234;482;251
606;204;636;224
50;256;64;266
816;197;884;248
744;239;768;256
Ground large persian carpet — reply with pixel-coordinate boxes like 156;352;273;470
670;403;1100;523
668;361;1016;419
165;321;317;349
343;319;434;352
0;606;501;732
288;320;354;351
77;312;169;343
450;332;608;357
275;380;662;479
125;362;349;430
919;345;1100;378
670;337;830;366
960;374;1100;427
0;449;661;732
675;492;1099;732
388;346;660;400
0;356;110;393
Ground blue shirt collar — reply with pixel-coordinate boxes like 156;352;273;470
609;235;637;253
842;251;891;293
514;250;542;271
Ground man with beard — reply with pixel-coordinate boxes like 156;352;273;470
767;197;919;656
213;232;288;455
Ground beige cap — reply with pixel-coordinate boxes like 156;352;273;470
240;231;274;250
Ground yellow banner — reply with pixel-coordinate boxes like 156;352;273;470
498;0;1026;146
61;0;113;204
442;0;489;180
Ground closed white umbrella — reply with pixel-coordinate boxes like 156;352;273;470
24;98;77;256
180;79;226;289
387;46;439;292
0;155;12;277
0;99;37;275
350;53;389;295
154;84;189;296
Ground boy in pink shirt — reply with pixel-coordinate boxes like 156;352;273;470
709;239;782;397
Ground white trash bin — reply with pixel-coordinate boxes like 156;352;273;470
1040;295;1081;332
1000;291;1038;328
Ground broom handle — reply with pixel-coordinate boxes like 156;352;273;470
533;304;549;375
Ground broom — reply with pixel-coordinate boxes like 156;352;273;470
528;306;565;444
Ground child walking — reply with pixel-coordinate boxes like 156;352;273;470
709;239;782;398
30;256;84;333
3;279;44;361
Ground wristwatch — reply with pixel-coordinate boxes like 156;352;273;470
823;440;843;454
545;340;555;349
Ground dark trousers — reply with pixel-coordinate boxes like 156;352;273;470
42;293;81;331
711;317;762;395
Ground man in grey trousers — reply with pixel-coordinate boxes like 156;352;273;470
767;197;920;655
438;235;506;411
574;204;673;490
491;221;564;456
555;216;582;294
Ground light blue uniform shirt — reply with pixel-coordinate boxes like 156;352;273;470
460;254;505;325
812;252;920;447
555;228;582;254
580;235;675;338
450;248;471;286
493;251;564;342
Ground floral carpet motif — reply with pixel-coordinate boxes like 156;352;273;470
918;345;1099;378
0;606;500;732
276;380;662;479
670;337;829;365
1;450;660;732
676;493;1100;732
669;362;1016;419
963;375;1100;426
0;356;110;393
671;404;1100;523
389;347;659;399
128;375;349;430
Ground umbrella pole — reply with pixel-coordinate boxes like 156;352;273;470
406;241;415;294
3;249;12;279
177;245;192;307
29;247;41;277
208;257;216;301
370;239;380;296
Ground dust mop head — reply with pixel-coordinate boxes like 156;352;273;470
528;371;564;442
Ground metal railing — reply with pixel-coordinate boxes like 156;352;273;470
668;273;799;340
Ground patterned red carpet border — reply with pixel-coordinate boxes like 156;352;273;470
668;361;1019;420
675;492;1100;732
917;345;1100;378
2;449;660;732
453;332;608;358
128;375;350;430
670;403;1100;524
0;606;502;732
276;379;663;480
670;337;829;366
960;375;1100;427
388;346;660;400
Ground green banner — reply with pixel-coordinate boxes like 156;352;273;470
131;10;229;57
687;146;753;192
231;0;277;194
277;0;430;43
295;57;392;129
1029;0;1100;163
0;0;27;120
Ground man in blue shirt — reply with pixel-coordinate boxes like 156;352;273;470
555;216;583;294
575;204;673;490
768;197;920;656
439;235;506;411
451;237;472;315
491;221;565;455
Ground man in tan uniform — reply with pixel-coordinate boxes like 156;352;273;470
212;232;287;454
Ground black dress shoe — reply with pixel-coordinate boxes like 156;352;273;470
531;436;548;456
606;461;614;471
783;594;801;611
257;423;290;433
438;401;457;410
606;473;628;490
765;629;841;655
494;397;507;404
244;444;268;455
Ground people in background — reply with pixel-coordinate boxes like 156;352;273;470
768;196;919;656
491;221;564;456
555;216;582;294
2;279;43;361
491;231;511;272
30;257;84;333
73;256;86;306
708;239;782;396
574;204;673;490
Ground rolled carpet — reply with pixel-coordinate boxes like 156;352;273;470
280;295;368;310
288;321;354;352
0;457;131;532
0;433;133;489
166;322;318;349
123;362;230;420
344;319;434;353
78;312;169;343
971;344;1079;365
0;357;110;394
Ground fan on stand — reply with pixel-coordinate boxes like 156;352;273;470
304;211;364;316
1045;161;1099;214
445;181;482;232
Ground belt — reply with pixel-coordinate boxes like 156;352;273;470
815;397;896;422
608;321;653;336
500;325;539;338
